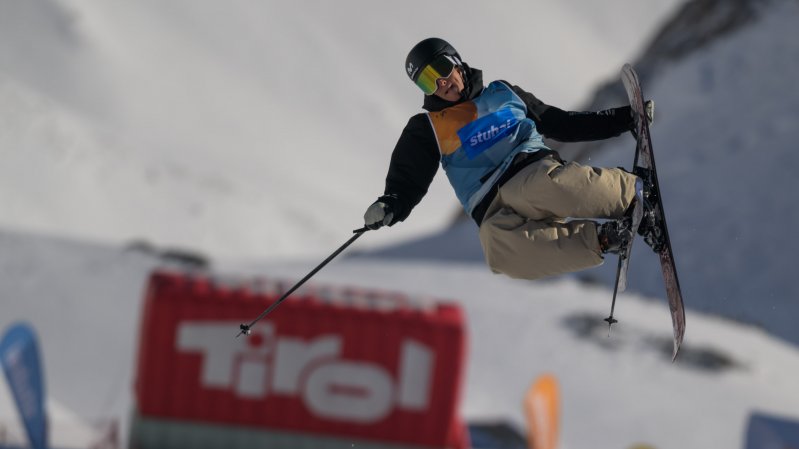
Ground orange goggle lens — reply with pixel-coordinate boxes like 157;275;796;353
414;55;457;95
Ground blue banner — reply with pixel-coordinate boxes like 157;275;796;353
1;322;48;449
746;411;799;449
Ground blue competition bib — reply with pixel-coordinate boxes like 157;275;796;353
456;107;519;160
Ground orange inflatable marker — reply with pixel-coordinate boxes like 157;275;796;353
523;373;560;449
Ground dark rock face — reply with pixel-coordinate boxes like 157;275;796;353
558;0;773;162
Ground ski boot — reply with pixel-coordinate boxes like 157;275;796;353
633;167;666;253
598;217;634;255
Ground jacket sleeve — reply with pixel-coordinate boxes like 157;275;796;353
381;113;440;224
506;82;634;142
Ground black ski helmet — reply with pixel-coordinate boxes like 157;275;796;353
405;37;462;85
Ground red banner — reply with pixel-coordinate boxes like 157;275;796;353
134;270;469;448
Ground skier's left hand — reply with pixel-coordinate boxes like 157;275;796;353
364;197;396;230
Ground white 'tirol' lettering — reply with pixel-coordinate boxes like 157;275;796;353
305;361;394;423
175;321;436;423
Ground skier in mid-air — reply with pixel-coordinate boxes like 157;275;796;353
363;37;654;280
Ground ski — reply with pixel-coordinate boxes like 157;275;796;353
618;63;686;361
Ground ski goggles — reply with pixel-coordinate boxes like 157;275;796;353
414;54;459;95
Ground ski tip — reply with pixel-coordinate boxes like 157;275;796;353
671;335;685;362
671;338;684;362
671;320;686;362
622;63;635;76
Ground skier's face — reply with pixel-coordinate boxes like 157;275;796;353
433;66;465;102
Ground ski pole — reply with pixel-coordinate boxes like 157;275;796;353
237;227;369;337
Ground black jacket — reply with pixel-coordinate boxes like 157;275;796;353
380;64;634;226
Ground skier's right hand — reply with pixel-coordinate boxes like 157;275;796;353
364;196;396;230
644;100;655;124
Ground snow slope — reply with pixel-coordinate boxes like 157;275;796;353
2;229;799;449
0;379;99;448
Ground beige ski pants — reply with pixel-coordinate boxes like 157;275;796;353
478;155;638;280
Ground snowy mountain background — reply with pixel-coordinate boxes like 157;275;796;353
0;0;686;260
2;0;799;448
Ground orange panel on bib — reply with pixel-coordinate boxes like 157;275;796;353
428;101;477;155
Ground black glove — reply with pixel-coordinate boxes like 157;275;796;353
364;195;400;230
629;100;654;133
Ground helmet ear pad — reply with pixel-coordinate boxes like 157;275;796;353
456;63;468;84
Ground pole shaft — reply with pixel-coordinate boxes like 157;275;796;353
238;228;367;336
